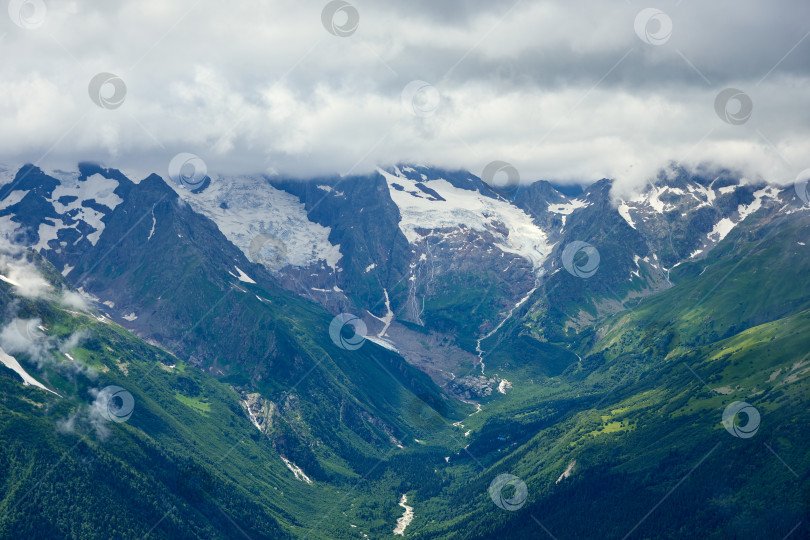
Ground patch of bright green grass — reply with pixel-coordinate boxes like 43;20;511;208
174;392;211;415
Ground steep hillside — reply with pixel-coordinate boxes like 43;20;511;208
1;162;808;538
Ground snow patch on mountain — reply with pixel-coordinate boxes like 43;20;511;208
147;207;157;241
51;173;123;245
627;182;719;216
230;266;256;284
617;202;635;229
629;255;643;280
708;218;735;242
617;179;782;270
0;190;27;211
0;348;60;396
686;182;716;206
172;176;342;271
0;169;124;250
633;186;671;213
706;186;779;243
34;223;60;251
379;168;550;272
317;184;344;197
739;186;780;221
53;173;123;214
548;199;589;215
371;289;394;337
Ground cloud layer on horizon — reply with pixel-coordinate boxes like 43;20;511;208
1;0;809;192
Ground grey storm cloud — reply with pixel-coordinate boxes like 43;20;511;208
0;0;809;192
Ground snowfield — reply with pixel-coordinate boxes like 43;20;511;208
172;176;342;271
619;180;783;258
379;167;550;272
50;173;124;245
0;169;125;250
0;348;60;396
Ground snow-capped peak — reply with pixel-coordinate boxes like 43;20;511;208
378;167;550;272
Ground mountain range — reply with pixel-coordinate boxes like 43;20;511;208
0;160;808;538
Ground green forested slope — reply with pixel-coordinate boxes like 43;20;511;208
2;205;809;538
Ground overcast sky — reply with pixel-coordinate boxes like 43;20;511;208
1;0;809;192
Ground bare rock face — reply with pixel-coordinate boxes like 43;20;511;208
240;392;277;434
447;375;501;399
402;224;539;330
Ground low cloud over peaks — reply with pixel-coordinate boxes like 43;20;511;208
1;0;808;192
